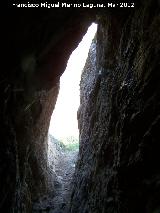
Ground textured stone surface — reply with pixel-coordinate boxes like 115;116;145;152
2;1;160;213
2;9;94;213
32;135;78;213
70;1;160;213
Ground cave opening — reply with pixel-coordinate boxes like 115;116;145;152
44;23;97;211
48;23;97;145
48;23;97;167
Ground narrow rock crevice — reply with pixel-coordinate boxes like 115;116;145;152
2;1;160;212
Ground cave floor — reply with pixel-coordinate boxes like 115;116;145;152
32;138;78;213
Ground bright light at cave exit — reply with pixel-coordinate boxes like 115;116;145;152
49;23;97;143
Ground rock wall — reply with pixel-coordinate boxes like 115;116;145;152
2;9;94;213
70;1;160;213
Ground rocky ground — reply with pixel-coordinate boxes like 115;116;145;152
32;135;78;213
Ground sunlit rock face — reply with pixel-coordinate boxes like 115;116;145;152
70;1;160;213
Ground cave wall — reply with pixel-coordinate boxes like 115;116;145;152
71;1;160;213
2;1;160;213
2;9;94;212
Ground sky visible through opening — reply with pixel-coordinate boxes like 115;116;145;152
49;23;97;144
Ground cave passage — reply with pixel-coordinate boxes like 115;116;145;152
32;23;97;213
3;2;160;213
48;23;97;178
